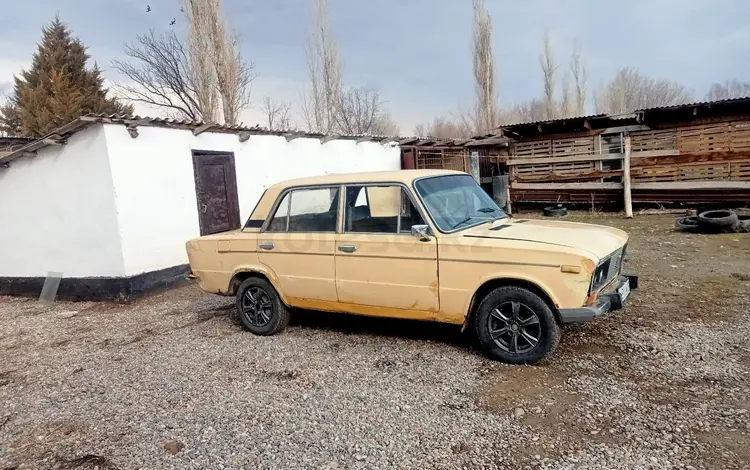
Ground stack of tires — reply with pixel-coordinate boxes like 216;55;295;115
675;210;750;233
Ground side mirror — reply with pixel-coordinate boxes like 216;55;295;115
410;224;432;241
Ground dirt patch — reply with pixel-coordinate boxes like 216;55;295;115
56;454;115;469
637;376;728;408
263;369;300;381
479;365;570;409
695;429;750;470
476;365;612;462
0;369;20;387
675;275;745;322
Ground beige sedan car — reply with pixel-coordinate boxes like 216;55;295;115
186;170;636;364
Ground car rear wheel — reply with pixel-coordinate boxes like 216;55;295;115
474;286;560;364
235;277;290;335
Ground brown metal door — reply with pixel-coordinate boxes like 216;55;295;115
401;148;416;169
192;151;241;235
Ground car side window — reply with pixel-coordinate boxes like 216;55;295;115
267;187;339;232
344;185;424;234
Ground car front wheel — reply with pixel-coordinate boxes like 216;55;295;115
235;277;290;336
474;286;560;364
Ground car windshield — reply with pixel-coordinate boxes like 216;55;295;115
414;174;507;232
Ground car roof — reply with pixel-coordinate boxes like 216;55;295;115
245;169;466;230
267;169;465;190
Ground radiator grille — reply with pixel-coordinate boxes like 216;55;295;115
591;246;625;292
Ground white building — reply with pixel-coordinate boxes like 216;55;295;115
0;115;401;299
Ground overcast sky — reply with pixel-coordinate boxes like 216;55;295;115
1;0;749;132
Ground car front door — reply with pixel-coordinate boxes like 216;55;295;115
257;186;339;302
334;184;439;314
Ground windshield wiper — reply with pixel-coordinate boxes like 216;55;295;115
451;216;475;229
477;207;499;213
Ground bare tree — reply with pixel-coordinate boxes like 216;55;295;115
540;29;558;119
413;123;428;137
184;0;254;124
456;102;482;136
560;72;572;118
112;30;204;120
497;98;547;125
413;116;471;139
261;96;292;129
301;0;343;132
372;112;400;136
182;0;219;122
595;67;693;114
471;0;496;132
705;79;750;101
335;86;400;135
112;0;254;124
569;40;587;115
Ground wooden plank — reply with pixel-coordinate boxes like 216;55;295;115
515;169;624;182
192;123;214;136
630;149;680;158
631;181;750;190
511;182;623;190
623;134;633;218
631;152;750;168
507;153;624;166
598;125;651;134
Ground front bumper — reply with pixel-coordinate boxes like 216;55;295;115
559;275;638;323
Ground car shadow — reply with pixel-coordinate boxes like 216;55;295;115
289;308;473;349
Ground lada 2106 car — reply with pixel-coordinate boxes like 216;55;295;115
186;170;637;364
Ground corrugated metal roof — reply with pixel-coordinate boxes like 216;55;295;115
0;114;407;166
498;113;608;129
499;96;750;130
80;113;405;139
636;95;750;112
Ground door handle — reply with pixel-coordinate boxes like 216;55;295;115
338;244;357;253
259;241;275;250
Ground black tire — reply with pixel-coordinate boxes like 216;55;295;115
543;206;568;217
675;216;700;230
474;286;561;364
697;210;738;227
235;277;290;335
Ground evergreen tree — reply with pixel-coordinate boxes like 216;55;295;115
0;16;133;137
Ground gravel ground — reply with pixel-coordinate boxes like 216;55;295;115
1;213;749;469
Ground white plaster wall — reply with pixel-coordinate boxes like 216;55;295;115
0;125;124;277
103;124;401;276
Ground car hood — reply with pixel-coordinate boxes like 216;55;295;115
461;218;628;260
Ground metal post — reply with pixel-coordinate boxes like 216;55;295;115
469;151;480;184
623;134;633;218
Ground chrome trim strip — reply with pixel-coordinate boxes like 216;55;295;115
337;253;437;261
259;251;334;256
441;258;560;268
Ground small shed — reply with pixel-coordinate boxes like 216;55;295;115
0;115;401;299
500;97;750;205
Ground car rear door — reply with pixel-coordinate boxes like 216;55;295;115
334;184;439;314
257;186;339;302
